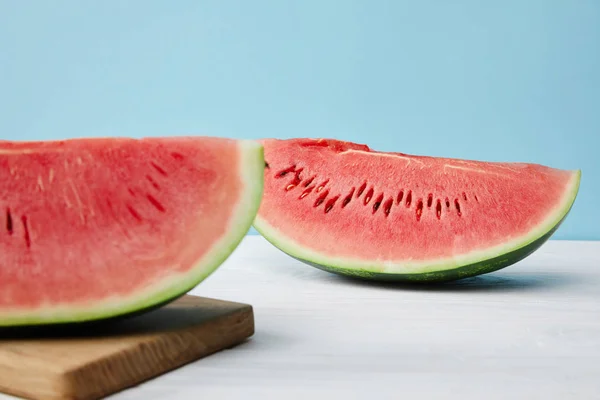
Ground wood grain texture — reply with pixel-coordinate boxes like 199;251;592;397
0;295;254;400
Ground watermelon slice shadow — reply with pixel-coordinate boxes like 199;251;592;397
317;268;583;293
0;297;252;340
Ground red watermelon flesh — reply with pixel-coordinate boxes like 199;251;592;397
254;138;580;282
0;136;264;326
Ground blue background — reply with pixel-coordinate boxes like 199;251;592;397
1;1;598;240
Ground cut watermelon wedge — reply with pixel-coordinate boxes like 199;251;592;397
0;136;264;326
254;138;581;282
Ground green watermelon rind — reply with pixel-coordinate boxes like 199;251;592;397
253;170;581;283
1;140;265;327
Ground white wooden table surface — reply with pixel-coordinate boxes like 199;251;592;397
6;236;600;400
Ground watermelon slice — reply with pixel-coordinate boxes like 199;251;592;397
0;136;264;326
254;138;581;282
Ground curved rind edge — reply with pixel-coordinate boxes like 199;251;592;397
253;170;581;282
0;140;265;326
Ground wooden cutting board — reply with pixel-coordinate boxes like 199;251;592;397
0;295;254;400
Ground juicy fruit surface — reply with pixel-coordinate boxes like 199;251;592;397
255;138;580;278
0;136;263;324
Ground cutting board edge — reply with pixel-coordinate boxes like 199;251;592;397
0;296;255;400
